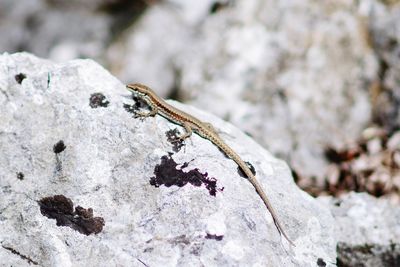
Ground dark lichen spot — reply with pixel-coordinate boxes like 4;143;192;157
132;94;149;108
124;94;151;113
1;245;38;265
16;172;24;180
38;195;105;235
205;233;224;241
165;128;185;152
53;140;66;154
89;93;110;108
39;194;73;214
317;258;326;267
123;103;136;114
124;94;156;120
237;161;256;178
150;153;224;196
15;73;26;84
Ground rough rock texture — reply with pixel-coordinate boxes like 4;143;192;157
370;4;400;134
107;0;381;180
0;53;335;266
318;192;400;267
0;0;148;62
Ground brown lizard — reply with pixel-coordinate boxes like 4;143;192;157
126;83;294;246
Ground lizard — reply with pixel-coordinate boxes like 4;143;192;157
126;83;294;246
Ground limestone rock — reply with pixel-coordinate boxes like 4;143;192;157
318;192;400;267
0;53;335;266
0;0;147;62
370;4;400;133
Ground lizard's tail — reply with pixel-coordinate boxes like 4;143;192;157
208;134;295;246
220;142;295;246
241;164;295;247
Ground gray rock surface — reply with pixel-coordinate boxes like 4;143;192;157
0;53;335;266
0;0;149;63
0;0;110;61
107;0;383;180
318;192;400;267
370;4;400;133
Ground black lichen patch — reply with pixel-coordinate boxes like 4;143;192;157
150;153;224;196
14;73;27;84
317;258;326;267
16;172;24;180
165;128;185;152
124;94;150;114
123;103;136;114
89;93;110;108
38;195;105;235
53;140;66;154
238;161;256;178
205;233;224;241
1;245;38;265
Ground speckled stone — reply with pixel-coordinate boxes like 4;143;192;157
0;52;335;266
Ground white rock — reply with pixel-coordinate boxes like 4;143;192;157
0;53;335;266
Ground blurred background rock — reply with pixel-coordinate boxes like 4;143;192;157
2;0;400;203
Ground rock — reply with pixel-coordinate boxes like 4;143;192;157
107;0;382;180
318;192;400;267
370;4;400;134
0;0;149;62
0;53;335;266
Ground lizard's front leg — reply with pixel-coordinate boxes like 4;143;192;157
178;122;193;141
134;98;158;118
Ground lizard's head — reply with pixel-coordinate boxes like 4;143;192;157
126;83;153;97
